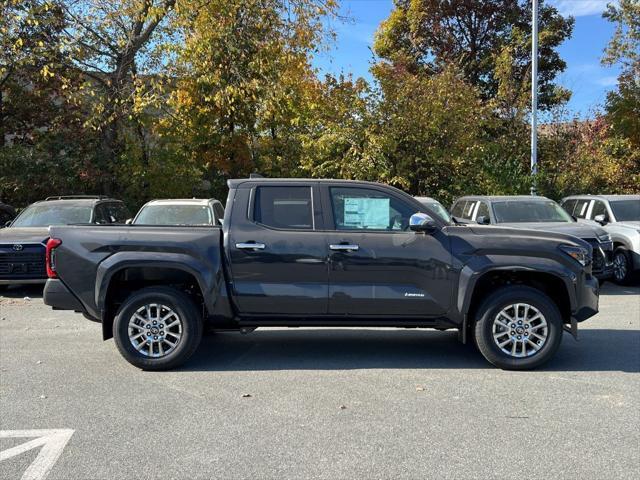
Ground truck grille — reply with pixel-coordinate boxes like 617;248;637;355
0;244;47;279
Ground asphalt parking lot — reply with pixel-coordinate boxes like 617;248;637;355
1;283;639;480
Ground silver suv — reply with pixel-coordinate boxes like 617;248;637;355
561;195;640;285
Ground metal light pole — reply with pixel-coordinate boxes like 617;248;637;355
530;0;538;196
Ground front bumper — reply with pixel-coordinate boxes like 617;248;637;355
573;274;599;323
43;278;85;312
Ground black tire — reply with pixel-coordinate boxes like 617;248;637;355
113;286;203;370
612;248;634;285
473;286;563;370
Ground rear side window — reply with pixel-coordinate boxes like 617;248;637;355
254;186;313;230
105;203;129;223
213;203;225;224
573;200;591;219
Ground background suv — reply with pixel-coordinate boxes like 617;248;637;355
0;196;129;289
561;195;640;284
132;198;225;226
451;195;614;282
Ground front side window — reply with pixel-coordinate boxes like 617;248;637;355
462;201;477;220
493;200;573;223
11;204;93;227
476;202;490;220
254;186;313;230
330;187;415;231
561;199;577;215
105;203;129;223
609;200;640;222
134;205;213;225
590;201;609;221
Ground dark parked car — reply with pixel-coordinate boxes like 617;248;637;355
0;196;129;289
44;179;599;371
133;198;224;226
451;195;614;281
0;202;16;227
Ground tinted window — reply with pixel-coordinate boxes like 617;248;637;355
11;204;93;227
476;201;490;220
254;186;312;230
561;199;577;215
330;187;414;231
590;201;608;221
462;201;477;220
105;203;129;223
450;200;466;218
609;200;640;221
135;204;213;225
573;199;591;219
213;203;225;223
93;204;110;224
492;200;573;223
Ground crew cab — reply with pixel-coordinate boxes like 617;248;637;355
0;196;129;289
450;195;614;282
43;179;600;371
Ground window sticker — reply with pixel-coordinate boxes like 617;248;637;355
343;197;390;229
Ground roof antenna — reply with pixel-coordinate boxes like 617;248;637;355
249;173;264;179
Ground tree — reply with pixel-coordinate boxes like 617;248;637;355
50;0;179;194
602;0;640;147
373;0;573;109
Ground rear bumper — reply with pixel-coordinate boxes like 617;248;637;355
0;278;47;285
43;278;85;312
573;275;599;323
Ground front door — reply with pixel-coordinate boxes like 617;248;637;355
227;183;329;315
323;185;452;317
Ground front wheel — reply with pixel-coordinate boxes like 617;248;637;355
612;248;634;285
113;287;203;370
473;286;563;370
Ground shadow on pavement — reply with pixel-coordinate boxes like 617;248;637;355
599;281;640;295
184;327;639;373
0;284;44;299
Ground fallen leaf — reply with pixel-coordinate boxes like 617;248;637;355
242;393;252;398
339;405;347;410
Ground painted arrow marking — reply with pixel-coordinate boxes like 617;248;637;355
0;429;74;480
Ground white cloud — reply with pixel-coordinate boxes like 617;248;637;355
596;75;619;86
549;1;615;17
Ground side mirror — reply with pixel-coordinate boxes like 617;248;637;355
4;220;12;227
409;212;437;233
125;218;133;225
593;214;607;226
476;215;490;225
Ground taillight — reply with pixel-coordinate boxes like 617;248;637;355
46;238;62;278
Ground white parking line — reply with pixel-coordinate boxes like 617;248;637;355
0;429;74;480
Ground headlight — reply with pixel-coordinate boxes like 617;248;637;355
560;245;591;266
597;233;612;243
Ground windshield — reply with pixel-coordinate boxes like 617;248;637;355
609;200;640;222
493;200;573;223
134;204;212;225
424;202;451;222
11;204;93;227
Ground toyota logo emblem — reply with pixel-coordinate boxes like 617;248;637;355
12;244;23;251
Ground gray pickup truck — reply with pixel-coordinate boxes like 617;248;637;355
43;179;599;370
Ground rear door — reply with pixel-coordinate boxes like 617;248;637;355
322;185;452;317
227;182;329;315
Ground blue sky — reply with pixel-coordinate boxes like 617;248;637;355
313;1;620;118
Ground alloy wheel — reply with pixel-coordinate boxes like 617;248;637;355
128;303;183;357
491;303;548;358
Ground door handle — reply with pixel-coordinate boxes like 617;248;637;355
236;242;266;250
329;244;359;251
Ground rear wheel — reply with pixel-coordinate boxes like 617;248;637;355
113;287;203;370
612;248;634;285
473;286;563;370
